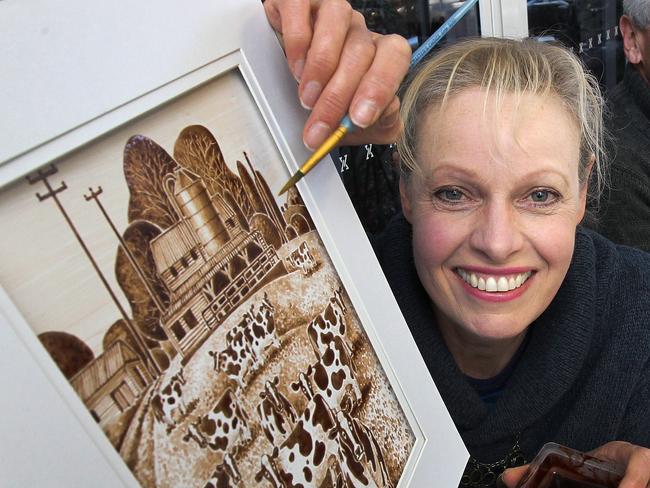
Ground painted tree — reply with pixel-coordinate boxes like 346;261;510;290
39;331;94;379
123;135;179;229
115;220;168;341
173;125;253;217
237;160;265;214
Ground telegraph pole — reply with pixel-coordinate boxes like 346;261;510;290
27;165;159;376
84;186;165;312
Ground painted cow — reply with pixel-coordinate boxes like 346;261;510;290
244;294;280;362
307;288;353;362
151;373;187;427
213;326;256;389
255;394;338;488
226;313;254;347
331;410;393;488
256;376;298;445
182;388;251;454
291;335;361;412
203;453;241;488
287;241;318;275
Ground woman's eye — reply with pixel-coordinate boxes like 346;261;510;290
527;189;559;206
435;188;465;201
531;190;550;202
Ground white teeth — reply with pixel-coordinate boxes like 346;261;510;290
497;277;509;292
470;274;478;288
486;277;498;292
458;269;532;293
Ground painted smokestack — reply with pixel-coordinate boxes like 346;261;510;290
173;168;229;257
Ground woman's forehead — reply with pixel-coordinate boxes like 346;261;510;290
423;88;576;130
414;89;582;182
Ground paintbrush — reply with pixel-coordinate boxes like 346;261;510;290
278;0;479;195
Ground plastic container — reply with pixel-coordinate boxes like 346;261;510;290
515;442;625;488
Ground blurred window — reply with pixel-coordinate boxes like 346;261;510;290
527;0;624;93
350;0;480;49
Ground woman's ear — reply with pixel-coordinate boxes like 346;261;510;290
399;176;414;223
620;15;643;65
577;155;595;223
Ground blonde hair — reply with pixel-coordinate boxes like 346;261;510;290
397;37;606;211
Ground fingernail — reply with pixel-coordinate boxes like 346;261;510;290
304;122;331;150
350;99;379;128
293;59;305;82
300;81;322;110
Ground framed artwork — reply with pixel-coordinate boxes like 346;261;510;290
0;0;468;486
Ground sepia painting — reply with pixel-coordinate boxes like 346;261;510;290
0;69;414;487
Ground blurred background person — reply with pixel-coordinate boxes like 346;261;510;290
595;0;650;251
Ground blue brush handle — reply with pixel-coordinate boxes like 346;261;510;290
341;114;355;131
410;0;479;68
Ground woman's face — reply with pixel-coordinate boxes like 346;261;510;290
401;88;589;343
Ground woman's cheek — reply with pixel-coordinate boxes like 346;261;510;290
411;214;461;268
520;216;577;268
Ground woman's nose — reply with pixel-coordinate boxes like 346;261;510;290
469;200;524;262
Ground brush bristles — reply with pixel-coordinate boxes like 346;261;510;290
278;171;304;196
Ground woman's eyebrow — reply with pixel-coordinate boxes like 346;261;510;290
518;168;571;188
424;164;572;187
425;164;481;180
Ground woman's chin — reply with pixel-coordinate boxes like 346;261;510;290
461;318;530;343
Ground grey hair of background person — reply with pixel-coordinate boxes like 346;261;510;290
623;0;650;28
397;37;607;221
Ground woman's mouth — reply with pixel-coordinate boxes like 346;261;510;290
456;268;532;293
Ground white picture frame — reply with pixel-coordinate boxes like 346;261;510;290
0;0;468;486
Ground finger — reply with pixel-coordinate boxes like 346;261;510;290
348;33;411;128
336;31;410;146
499;465;529;488
265;0;313;81
340;96;402;146
263;0;283;32
298;0;353;107
589;442;650;488
588;441;636;465
619;447;650;488
302;11;375;149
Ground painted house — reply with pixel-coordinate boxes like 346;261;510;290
70;340;152;427
150;167;287;357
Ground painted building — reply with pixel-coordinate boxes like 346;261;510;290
70;340;152;427
150;166;287;357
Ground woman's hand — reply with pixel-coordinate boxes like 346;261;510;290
263;0;411;149
498;442;650;487
588;441;650;488
498;465;527;487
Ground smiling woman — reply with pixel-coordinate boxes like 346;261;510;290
403;89;587;378
370;38;650;487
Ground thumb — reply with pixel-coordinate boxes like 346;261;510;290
498;465;529;487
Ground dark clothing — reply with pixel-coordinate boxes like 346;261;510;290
596;65;650;251
372;214;650;487
465;332;529;406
